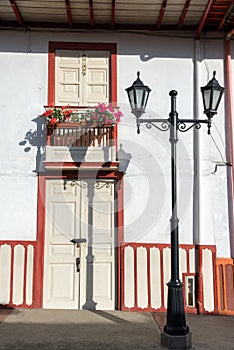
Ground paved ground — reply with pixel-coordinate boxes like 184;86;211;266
0;309;233;349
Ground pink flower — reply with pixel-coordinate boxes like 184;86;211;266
114;111;123;122
97;103;107;112
108;104;114;113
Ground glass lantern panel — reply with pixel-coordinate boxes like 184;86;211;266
135;88;144;109
141;91;148;109
128;89;135;111
212;90;221;111
203;89;211;110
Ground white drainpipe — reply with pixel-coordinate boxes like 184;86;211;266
193;39;201;245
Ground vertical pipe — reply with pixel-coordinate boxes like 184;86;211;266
225;30;234;258
193;39;201;246
193;39;205;315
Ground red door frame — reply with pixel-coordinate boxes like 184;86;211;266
36;170;124;308
35;42;124;308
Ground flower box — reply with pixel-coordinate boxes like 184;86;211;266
40;103;123;126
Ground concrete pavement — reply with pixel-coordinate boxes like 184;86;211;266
0;309;233;349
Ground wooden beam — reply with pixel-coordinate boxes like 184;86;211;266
217;3;234;31
178;0;191;29
156;0;167;30
196;0;215;39
89;0;95;29
111;0;115;29
65;0;73;28
9;0;24;27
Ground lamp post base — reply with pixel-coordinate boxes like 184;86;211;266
161;281;191;349
161;332;192;349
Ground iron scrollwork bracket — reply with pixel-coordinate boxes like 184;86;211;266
145;121;170;132
63;180;88;190
177;121;201;133
140;118;170;132
64;180;110;191
137;116;211;135
177;118;210;134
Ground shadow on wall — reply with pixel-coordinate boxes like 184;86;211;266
19;116;46;172
118;144;131;173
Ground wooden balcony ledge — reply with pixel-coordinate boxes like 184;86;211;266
44;122;118;166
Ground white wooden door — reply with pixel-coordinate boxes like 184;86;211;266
79;180;116;310
55;50;110;106
43;179;116;310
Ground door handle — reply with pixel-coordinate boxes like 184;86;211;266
76;257;81;272
70;238;87;247
70;238;86;244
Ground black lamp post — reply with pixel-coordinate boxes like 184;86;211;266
126;71;224;350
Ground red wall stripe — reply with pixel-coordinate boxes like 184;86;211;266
34;176;46;308
117;177;124;310
160;247;165;310
134;246;138;308
187;247;191;273
9;245;15;305
147;246;151;308
23;245;28;305
212;248;218;314
48;49;55;106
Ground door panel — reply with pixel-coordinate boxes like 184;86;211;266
51;202;76;242
43;180;81;309
55;50;82;105
43;179;116;310
80;181;115;310
49;263;75;301
55;50;109;106
85;51;109;105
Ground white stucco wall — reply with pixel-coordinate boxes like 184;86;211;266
0;30;231;257
118;34;194;245
198;40;230;256
0;31;48;240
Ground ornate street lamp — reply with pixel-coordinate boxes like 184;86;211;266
126;71;151;134
126;71;224;350
201;71;225;132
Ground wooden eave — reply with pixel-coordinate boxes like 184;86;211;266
0;0;233;36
